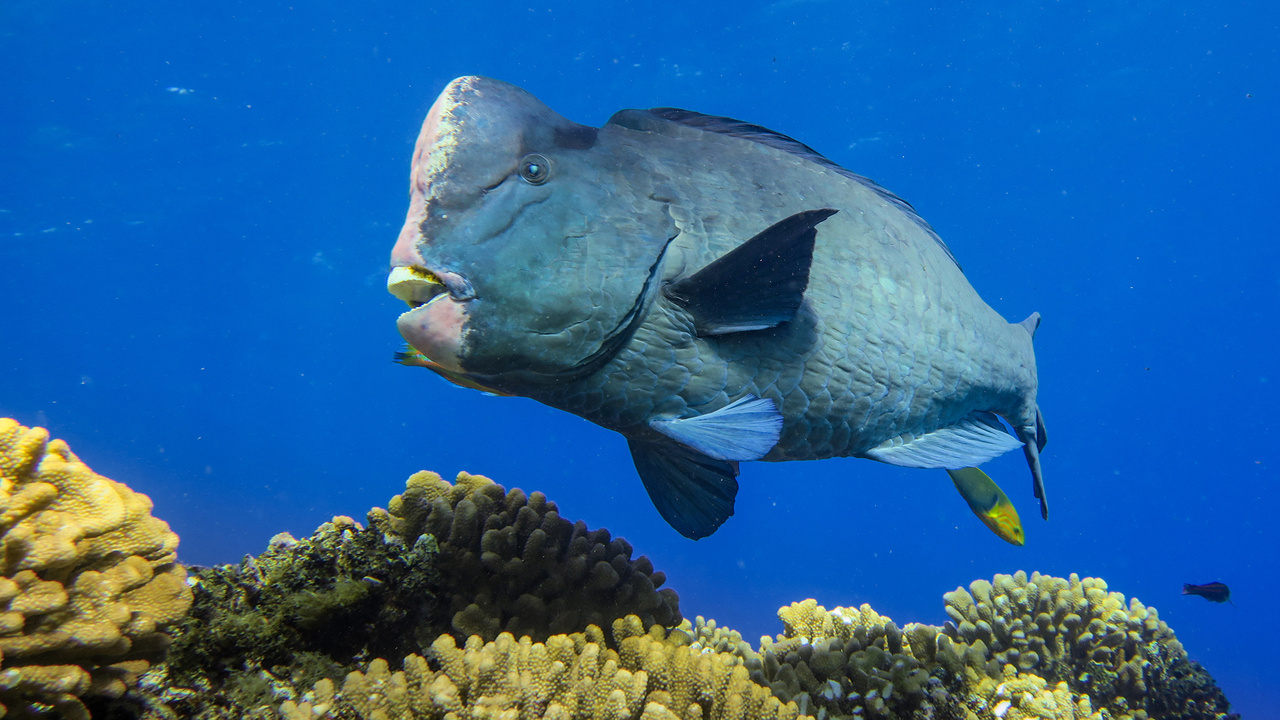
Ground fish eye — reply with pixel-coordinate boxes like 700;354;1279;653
519;154;551;185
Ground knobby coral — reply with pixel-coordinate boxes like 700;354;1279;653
279;615;805;720
934;571;1233;720
0;418;192;719
368;470;681;641
739;572;1235;720
150;470;683;718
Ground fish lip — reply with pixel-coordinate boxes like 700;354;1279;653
387;265;475;308
395;291;469;374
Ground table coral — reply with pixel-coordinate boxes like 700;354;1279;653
0;418;192;720
367;470;681;642
279;616;805;720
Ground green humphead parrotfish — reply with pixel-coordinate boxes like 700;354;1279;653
388;76;1048;541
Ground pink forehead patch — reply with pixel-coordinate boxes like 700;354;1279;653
394;79;476;267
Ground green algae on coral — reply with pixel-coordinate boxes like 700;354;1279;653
136;470;686;718
155;515;447;718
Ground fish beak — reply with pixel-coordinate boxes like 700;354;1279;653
390;265;473;374
387;266;447;308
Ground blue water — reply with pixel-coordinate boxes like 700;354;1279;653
3;1;1276;716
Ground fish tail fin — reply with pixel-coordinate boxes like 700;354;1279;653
394;343;431;366
1017;311;1041;338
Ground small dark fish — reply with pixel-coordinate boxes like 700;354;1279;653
1182;582;1232;604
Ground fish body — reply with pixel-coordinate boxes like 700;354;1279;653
1183;582;1232;604
946;467;1024;546
389;76;1047;539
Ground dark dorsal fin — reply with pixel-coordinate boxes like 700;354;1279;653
665;209;835;336
612;107;960;270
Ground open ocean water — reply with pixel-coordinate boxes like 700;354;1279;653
2;1;1276;716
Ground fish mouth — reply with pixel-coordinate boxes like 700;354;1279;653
389;265;473;374
388;265;449;308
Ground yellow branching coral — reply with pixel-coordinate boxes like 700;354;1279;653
0;418;192;720
966;667;1098;720
279;615;808;720
774;599;893;644
751;601;942;719
940;570;1178;715
736;573;1233;720
368;470;680;642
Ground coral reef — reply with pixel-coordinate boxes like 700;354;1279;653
934;571;1234;720
740;572;1235;720
750;604;953;718
279;616;802;720
368;470;681;641
0;418;192;720
155;514;447;717
6;445;1221;720
148;470;683;718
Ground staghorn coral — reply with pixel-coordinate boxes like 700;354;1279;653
279;615;806;720
0;418;192;720
367;470;681;642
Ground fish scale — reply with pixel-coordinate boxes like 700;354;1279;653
389;76;1046;540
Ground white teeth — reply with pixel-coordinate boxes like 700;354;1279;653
387;266;444;307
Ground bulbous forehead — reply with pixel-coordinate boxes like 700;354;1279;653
409;76;596;209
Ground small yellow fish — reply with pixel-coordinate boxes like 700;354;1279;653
946;467;1025;546
394;345;513;397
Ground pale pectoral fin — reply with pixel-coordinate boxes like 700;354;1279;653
628;439;739;540
863;411;1023;469
664;208;836;336
947;467;1025;546
650;395;783;461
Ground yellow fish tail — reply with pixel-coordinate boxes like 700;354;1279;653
947;467;1025;546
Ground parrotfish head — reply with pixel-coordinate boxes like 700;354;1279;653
389;76;673;391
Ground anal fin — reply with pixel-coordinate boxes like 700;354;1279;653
863;411;1023;469
664;208;837;336
628;439;739;539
